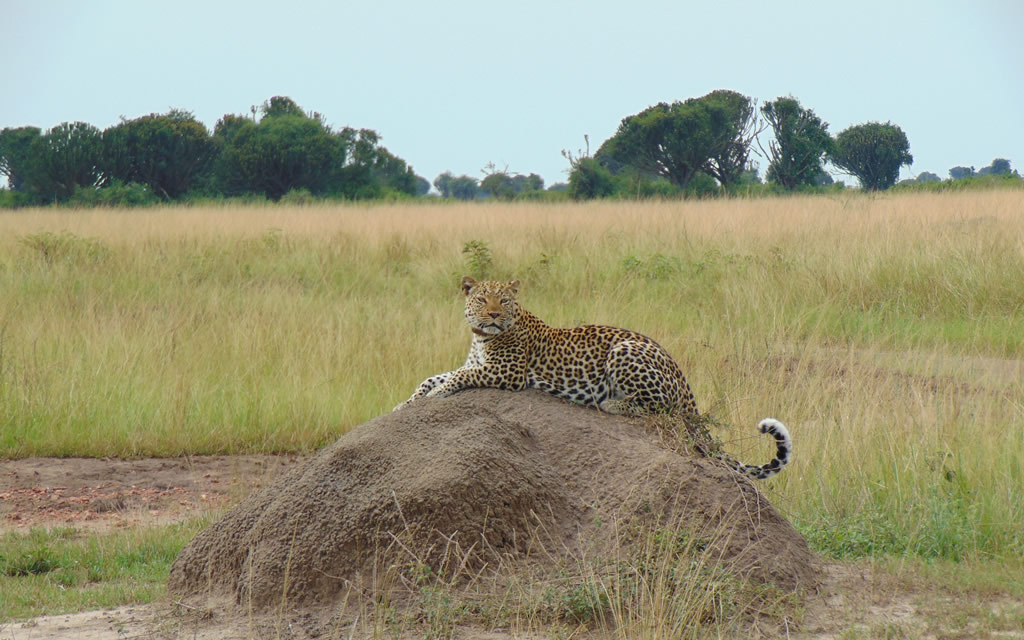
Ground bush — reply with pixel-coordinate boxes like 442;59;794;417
516;188;569;202
683;172;720;198
567;157;618;200
279;188;317;206
0;188;35;208
67;180;159;207
892;173;1024;193
612;173;682;199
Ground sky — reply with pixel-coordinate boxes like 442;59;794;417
3;0;1022;189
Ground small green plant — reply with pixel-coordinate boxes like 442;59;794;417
419;586;462;639
461;239;492;278
561;580;610;623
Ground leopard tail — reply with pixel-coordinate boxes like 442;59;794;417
730;418;791;480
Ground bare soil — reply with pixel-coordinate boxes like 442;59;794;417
1;455;303;532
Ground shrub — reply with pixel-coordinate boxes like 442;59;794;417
279;187;317;206
567;157;617;200
67;180;159;207
0;188;34;208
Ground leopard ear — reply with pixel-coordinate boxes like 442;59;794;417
461;276;477;296
508;280;520;295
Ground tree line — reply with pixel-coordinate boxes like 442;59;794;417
1;92;1019;207
0;96;426;206
564;91;910;199
563;91;1018;199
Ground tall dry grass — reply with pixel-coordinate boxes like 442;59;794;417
1;190;1022;561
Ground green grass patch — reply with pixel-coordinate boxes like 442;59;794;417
0;521;208;621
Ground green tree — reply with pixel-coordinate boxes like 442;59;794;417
216;98;421;200
333;127;380;194
210;114;255;195
213;113;251;143
978;158;1011;176
597;100;711;189
597;90;757;190
103;109;216;199
949;166;974;180
737;164;762;186
829;122;913;190
260;96;307;119
214;100;342;200
813;170;834;187
761;96;833;190
512;173;544;192
448;175;479;200
480;164;535;200
26;122;106;201
433;171;454;197
480;170;516;200
370;146;418;196
333;127;417;198
0;126;42;194
700;89;759;188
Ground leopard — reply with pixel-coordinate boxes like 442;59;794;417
395;276;791;479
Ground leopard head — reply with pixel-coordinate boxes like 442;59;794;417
461;276;521;336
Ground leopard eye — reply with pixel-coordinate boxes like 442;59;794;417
477;296;487;304
500;298;510;305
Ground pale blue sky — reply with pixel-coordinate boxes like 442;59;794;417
4;0;1022;188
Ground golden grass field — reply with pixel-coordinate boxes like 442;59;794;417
1;191;1022;567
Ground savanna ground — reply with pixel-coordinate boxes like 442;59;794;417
1;191;1023;638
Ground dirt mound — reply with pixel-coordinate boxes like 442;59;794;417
169;389;817;608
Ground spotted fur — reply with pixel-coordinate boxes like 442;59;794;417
396;277;791;479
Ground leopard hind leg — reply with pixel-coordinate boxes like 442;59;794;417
599;340;681;415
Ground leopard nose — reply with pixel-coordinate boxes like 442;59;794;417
488;312;500;319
